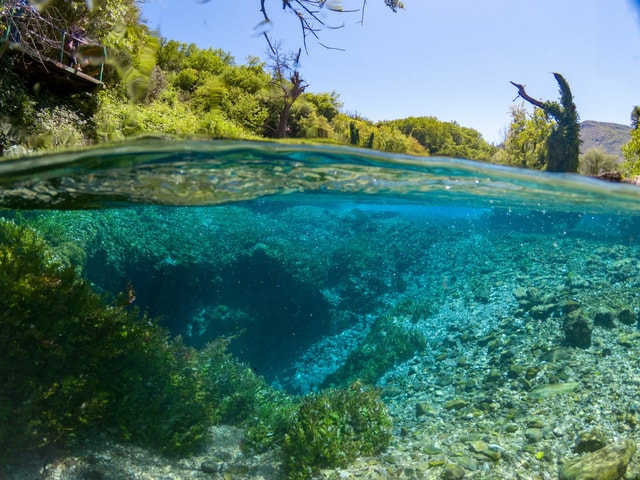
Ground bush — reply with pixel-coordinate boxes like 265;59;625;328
282;381;392;479
27;106;89;149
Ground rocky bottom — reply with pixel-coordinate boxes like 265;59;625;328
5;230;640;479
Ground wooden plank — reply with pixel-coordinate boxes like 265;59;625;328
5;41;104;90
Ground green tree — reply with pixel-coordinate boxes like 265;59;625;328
579;147;619;176
631;105;640;130
494;104;554;169
622;106;640;176
510;73;581;172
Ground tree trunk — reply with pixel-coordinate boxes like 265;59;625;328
275;70;307;138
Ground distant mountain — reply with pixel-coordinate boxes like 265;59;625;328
580;120;631;161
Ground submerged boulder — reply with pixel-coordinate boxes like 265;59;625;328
559;438;636;480
563;310;593;348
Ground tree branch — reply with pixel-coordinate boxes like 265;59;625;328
510;81;546;110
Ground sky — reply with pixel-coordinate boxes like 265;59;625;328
140;0;640;144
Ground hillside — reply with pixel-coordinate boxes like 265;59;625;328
580;120;631;160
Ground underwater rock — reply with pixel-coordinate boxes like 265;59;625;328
563;310;593;348
442;464;466;480
525;428;543;444
616;332;640;348
594;307;615;328
423;443;443;455
444;399;469;411
200;461;221;474
559;438;636;480
575;429;607;453
529;382;579;400
416;402;436;418
530;303;556;320
526;287;543;305
469;439;489;454
617;307;636;326
560;299;581;314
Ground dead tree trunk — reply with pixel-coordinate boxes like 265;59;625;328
276;70;307;138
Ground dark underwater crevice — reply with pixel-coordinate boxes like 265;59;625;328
85;243;333;383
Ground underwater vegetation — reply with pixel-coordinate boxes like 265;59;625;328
0;218;213;456
0;218;393;475
282;381;392;480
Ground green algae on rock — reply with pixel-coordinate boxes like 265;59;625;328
559;438;636;480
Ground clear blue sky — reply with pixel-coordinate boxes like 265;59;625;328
140;0;640;144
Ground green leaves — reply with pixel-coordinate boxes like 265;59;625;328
282;381;392;479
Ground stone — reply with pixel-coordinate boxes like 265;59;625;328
416;402;435;418
594;307;615;328
442;464;466;480
482;449;501;461
526;287;543;304
469;440;488;453
444;399;469;411
526;418;545;429
525;428;543;444
201;461;221;474
575;429;607;453
617;307;636;326
530;303;556;320
529;382;578;400
560;300;580;314
564;310;593;348
423;443;443;455
559;439;636;480
617;332;640;348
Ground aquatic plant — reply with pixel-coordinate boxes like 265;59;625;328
282;381;392;479
0;219;215;456
323;310;427;387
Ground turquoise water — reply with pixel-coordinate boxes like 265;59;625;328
3;140;640;478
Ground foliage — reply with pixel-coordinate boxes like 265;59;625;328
26;105;89;149
0;219;221;456
323;312;427;387
0;217;301;456
0;57;31;153
545;73;581;172
632;106;640;130
579;147;619;176
623;106;640;177
282;381;392;479
622;131;640;177
386;116;497;160
493;104;553;169
510;73;580;172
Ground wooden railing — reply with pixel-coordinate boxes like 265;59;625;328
0;0;106;83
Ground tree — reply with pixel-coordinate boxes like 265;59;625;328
631;105;640;130
256;0;404;50
622;106;640;177
264;39;308;138
494;104;554;169
510;73;581;172
579;147;619;176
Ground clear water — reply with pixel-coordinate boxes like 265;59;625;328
3;139;640;476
